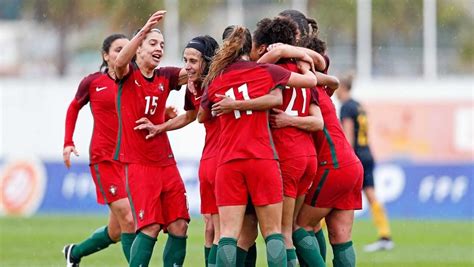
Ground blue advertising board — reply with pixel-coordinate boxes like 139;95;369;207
1;158;472;219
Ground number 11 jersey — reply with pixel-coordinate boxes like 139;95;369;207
203;60;291;165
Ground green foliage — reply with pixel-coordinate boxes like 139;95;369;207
307;0;357;44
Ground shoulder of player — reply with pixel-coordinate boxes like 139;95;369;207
77;71;105;91
154;66;181;77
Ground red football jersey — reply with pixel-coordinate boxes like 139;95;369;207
312;86;359;169
114;63;181;165
184;83;203;111
271;60;316;160
64;72;118;164
183;83;220;159
202;60;291;165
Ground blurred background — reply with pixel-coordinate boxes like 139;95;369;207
0;0;473;266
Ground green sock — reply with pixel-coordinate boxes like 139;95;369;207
264;233;287;267
129;232;156;267
292;228;325;267
120;233;135;263
295;249;308;267
71;226;115;260
216;237;237;267
236;246;248;267
208;244;218;267
205;246;211;267
332;241;355;267
314;230;327;262
244;243;257;267
286;248;297;267
163;233;187;267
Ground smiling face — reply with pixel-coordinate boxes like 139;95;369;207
137;30;164;69
183;47;204;82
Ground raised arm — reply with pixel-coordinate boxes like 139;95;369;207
115;10;166;79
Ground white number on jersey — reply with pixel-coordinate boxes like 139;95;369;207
144;96;159;115
225;84;252;119
284;87;307;116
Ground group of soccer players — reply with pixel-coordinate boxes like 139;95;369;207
63;7;392;267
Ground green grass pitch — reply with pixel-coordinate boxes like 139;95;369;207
1;215;473;266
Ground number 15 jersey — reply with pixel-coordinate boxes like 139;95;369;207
114;63;181;166
202;60;291;165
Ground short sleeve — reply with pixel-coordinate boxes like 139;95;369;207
184;89;196;111
200;86;212;111
261;64;291;89
158;67;182;91
310;88;319;106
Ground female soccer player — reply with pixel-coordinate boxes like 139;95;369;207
251;17;323;267
336;74;394;252
62;33;135;266
113;10;190;267
199;25;317;267
295;34;364;267
140;35;220;266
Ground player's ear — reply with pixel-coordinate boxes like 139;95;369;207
257;45;267;57
103;52;109;63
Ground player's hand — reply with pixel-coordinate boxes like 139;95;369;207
134;117;165;139
142;10;167;33
296;57;314;74
269;108;291;128
165;106;179;120
63;146;79;169
212;94;236;116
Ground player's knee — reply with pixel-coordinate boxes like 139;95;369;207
167;219;188;236
327;225;351;244
140;223;161;238
205;220;215;237
107;226;122;242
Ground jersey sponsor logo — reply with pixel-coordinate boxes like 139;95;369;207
139;209;145;220
158;83;164;91
194;95;202;101
95;86;107;92
0;158;47;216
134;80;141;87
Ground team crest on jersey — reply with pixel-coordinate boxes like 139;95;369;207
139;209;145;220
109;185;117;196
158;83;164;91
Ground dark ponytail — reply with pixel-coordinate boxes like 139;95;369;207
100;33;127;72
